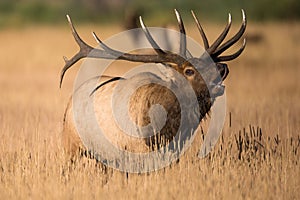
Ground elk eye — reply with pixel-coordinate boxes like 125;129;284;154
184;69;195;76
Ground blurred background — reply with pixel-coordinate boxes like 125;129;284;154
0;0;299;28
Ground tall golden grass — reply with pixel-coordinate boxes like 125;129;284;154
0;21;299;199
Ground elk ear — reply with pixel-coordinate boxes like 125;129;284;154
216;63;229;80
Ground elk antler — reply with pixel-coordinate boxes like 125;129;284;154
60;9;247;87
191;9;247;62
60;10;189;87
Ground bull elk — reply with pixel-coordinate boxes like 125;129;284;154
60;10;247;164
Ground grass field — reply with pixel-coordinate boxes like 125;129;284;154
0;21;299;199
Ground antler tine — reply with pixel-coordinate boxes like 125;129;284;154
174;9;187;58
212;9;247;57
60;15;114;88
66;15;93;53
139;16;166;55
191;10;209;50
92;32;123;57
207;13;232;55
215;38;246;62
60;15;93;87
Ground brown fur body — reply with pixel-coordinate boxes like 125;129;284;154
62;68;213;157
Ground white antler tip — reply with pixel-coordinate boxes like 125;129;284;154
191;10;197;19
241;9;246;21
92;32;99;43
228;13;232;23
174;9;181;22
139;16;145;29
66;15;71;22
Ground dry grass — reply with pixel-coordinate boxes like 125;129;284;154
0;21;299;199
